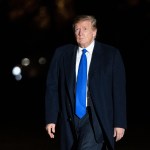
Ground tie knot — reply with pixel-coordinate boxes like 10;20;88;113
82;49;87;54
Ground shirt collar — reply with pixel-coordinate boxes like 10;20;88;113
78;40;95;55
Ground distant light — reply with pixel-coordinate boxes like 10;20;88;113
21;58;30;66
12;66;21;76
15;74;22;81
38;57;46;64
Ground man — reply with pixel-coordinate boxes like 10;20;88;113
45;15;127;150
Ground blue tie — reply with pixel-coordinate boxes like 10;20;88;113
75;49;87;119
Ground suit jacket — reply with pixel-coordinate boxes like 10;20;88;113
45;40;127;150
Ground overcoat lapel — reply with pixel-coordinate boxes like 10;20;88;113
64;46;77;108
88;42;103;82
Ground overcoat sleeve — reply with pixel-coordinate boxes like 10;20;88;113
45;48;61;124
112;50;127;128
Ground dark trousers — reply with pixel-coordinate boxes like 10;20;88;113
74;109;104;150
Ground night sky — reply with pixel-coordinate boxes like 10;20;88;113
0;0;150;149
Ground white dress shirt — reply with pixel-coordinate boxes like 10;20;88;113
76;40;95;106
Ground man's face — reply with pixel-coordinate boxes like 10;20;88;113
74;20;97;48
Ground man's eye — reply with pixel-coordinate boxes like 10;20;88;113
75;29;79;31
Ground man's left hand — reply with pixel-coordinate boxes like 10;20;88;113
114;127;125;142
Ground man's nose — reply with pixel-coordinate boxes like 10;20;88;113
79;29;83;35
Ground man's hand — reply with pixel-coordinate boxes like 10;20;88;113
114;127;125;142
46;123;56;138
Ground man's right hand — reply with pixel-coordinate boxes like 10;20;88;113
46;123;56;138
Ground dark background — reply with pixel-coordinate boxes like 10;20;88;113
0;0;150;149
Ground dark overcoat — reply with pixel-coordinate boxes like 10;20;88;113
45;41;127;150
